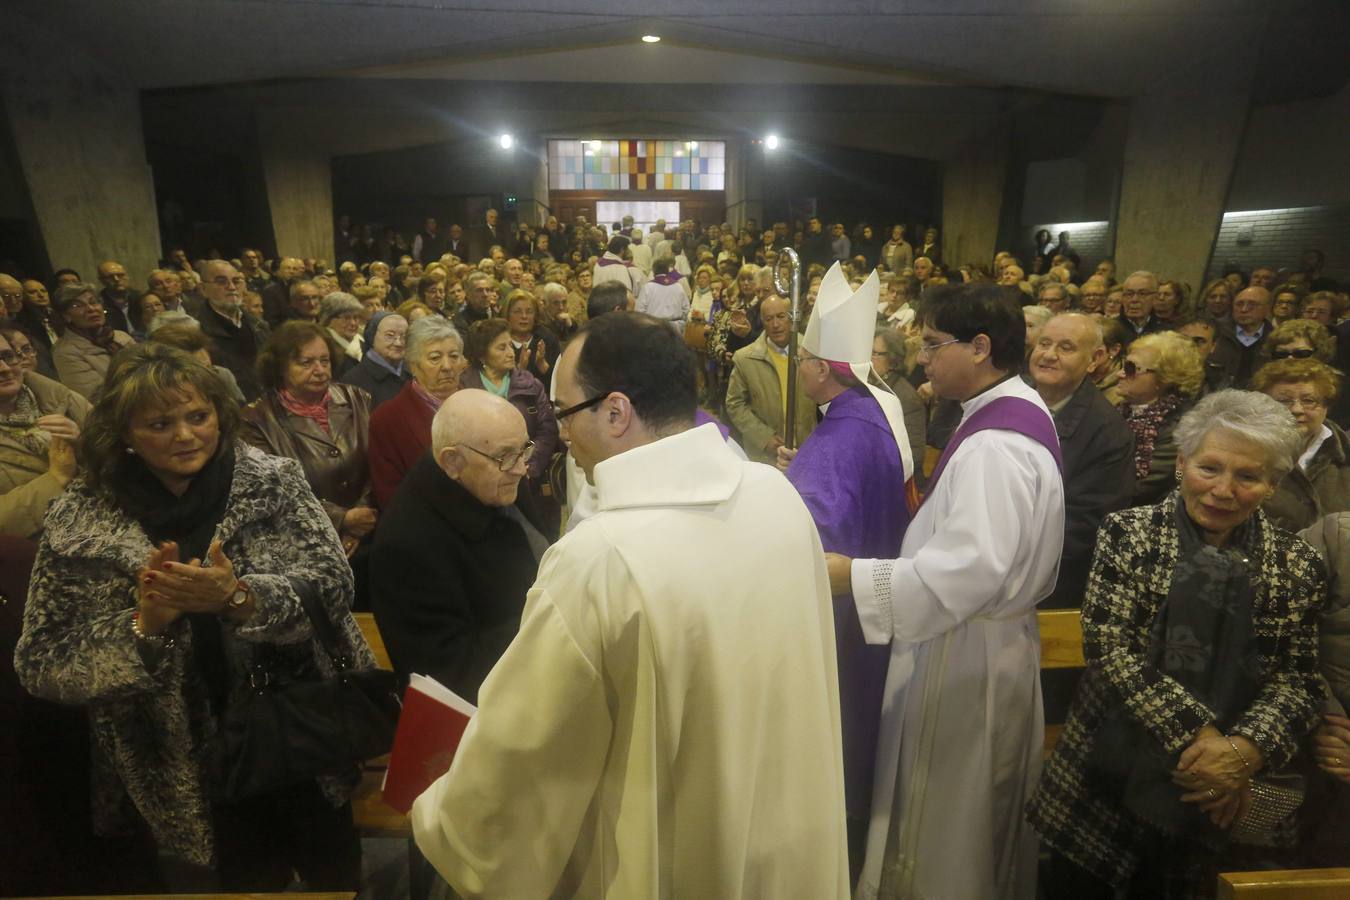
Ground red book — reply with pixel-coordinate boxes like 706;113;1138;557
381;673;477;815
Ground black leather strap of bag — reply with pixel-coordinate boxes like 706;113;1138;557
290;576;352;669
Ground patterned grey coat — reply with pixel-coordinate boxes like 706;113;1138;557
13;442;376;868
1026;493;1326;885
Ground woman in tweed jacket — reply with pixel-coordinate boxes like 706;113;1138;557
14;344;375;892
1027;390;1326;898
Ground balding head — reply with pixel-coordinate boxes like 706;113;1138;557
431;389;530;507
0;275;21;316
1029;313;1106;404
97;260;130;295
1233;286;1272;328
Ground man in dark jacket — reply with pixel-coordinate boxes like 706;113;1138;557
1028;313;1136;609
370;389;546;703
801;216;834;270
261;256;306;327
196;260;270;401
1212;286;1273;389
96;260;140;334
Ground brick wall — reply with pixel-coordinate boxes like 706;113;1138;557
1206;204;1350;285
1017;220;1113;277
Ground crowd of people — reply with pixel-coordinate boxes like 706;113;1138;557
2;206;1348;899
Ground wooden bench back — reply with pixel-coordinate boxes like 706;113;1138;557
355;612;392;671
1218;868;1350;898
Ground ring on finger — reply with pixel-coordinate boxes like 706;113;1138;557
1207;788;1218;800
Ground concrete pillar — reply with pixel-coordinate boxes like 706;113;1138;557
941;124;1010;268
0;10;160;281
724;140;760;231
257;109;335;264
1114;93;1250;289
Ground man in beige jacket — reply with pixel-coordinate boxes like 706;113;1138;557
724;294;816;463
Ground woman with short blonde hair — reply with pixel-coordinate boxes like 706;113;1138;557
1118;331;1205;505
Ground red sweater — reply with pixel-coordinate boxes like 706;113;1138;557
368;380;437;510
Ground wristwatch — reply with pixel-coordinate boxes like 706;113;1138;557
226;579;251;610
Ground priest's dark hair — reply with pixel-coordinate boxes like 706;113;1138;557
918;282;1024;371
587;282;629;321
573;312;697;434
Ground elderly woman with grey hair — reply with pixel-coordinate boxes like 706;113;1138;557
368;315;468;509
50;282;135;399
318;292;365;375
870;327;926;476
1029;389;1327;898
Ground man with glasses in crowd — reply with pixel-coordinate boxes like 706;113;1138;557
1214;285;1273;388
95;260;139;333
824;281;1064;900
371;389;546;703
1117;269;1166;343
196;260;270;401
412;311;850;898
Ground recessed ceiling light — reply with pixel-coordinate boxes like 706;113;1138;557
689;141;698;149
641;34;661;43
499;133;514;149
765;134;780;150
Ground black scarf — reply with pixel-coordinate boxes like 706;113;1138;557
1090;494;1263;843
117;441;237;710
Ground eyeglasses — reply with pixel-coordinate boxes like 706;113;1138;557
1121;290;1158;300
1121;359;1154;378
1271;347;1315;360
461;440;535;471
0;351;18;366
553;392;612;421
66;298;102;311
1271;394;1325;410
916;337;967;360
210;276;246;287
12;345;35;358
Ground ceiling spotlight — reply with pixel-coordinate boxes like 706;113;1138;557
765;134;780;150
498;133;514;149
689;141;698;149
641;34;661;43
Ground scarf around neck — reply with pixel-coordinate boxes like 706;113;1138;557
70;322;121;354
278;387;332;435
1122;393;1184;480
0;384;51;458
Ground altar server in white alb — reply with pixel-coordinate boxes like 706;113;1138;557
413;312;850;899
826;282;1065;900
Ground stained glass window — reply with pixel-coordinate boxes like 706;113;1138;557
548;140;725;191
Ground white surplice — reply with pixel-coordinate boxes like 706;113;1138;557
413;423;850;899
849;377;1064;900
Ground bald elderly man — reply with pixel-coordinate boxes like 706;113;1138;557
96;260;139;333
370;389;547;704
1213;285;1274;388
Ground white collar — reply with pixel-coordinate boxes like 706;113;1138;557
960;373;1045;418
594;424;741;512
1300;424;1334;471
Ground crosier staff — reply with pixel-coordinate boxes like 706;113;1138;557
774;247;803;449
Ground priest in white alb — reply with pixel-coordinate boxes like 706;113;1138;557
826;282;1065;900
777;262;915;883
412;311;850;899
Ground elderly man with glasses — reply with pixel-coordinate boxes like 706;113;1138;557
193;259;270;401
370;388;547;704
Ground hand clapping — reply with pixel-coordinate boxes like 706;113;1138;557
138;540;240;634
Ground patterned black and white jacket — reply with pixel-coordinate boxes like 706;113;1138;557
14;442;375;868
1026;493;1327;885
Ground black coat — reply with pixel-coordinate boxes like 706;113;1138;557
196;303;270;402
370;454;546;703
1211;315;1272;389
337;355;411;410
1043;378;1136;608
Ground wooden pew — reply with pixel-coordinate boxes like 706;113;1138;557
350;612;409;836
15;895;357;900
1037;608;1085;756
1218;868;1350;898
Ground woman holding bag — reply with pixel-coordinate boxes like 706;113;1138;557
1028;390;1326;899
14;343;376;893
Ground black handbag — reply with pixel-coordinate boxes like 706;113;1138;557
215;591;401;801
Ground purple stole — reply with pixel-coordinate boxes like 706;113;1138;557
693;408;731;441
595;256;631;268
924;395;1063;504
